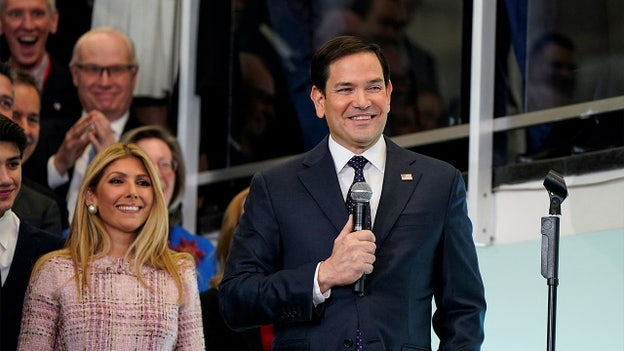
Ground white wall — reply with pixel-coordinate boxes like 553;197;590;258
477;228;623;350
490;168;624;245
432;228;623;350
450;167;624;350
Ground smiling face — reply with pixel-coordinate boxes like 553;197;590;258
86;156;154;238
0;140;22;217
71;30;137;121
11;81;40;161
0;0;58;71
310;51;392;154
135;137;176;206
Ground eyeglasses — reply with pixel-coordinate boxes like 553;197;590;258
157;159;178;173
74;64;137;78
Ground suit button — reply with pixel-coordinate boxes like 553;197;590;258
343;338;354;348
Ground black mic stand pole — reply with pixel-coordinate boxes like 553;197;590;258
541;170;568;351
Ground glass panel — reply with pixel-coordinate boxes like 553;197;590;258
195;0;467;232
197;0;466;171
499;0;624;164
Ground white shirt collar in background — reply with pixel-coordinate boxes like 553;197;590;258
0;209;20;286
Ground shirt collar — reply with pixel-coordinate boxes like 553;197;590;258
328;135;386;174
0;210;19;252
110;112;129;139
9;52;49;90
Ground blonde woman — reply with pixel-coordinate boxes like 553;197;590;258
18;143;205;350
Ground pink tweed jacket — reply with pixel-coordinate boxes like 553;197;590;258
17;255;205;350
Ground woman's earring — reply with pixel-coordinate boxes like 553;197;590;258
88;204;97;214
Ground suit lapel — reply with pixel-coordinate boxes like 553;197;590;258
297;138;347;233
374;139;422;245
122;110;144;134
5;224;34;287
295;137;424;241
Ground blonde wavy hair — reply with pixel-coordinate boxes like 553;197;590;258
32;143;192;303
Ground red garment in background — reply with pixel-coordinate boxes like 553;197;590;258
260;325;273;351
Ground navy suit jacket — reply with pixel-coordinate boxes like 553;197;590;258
13;183;63;236
0;220;64;351
220;136;486;351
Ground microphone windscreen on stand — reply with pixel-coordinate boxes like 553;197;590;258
350;182;372;295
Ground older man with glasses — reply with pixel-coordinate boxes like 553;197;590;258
32;26;144;225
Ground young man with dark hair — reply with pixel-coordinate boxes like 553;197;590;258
0;114;63;351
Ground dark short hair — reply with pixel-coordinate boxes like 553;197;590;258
530;31;575;57
0;61;15;83
310;35;391;94
0;114;27;157
350;0;375;19
14;71;41;98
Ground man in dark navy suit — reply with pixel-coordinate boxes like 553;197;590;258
220;36;486;350
0;115;64;351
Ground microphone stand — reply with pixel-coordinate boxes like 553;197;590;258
541;170;568;351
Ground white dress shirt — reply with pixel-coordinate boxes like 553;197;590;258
47;112;130;223
313;135;387;305
329;136;386;226
0;210;20;287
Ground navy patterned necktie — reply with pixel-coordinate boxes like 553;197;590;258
356;328;363;350
345;155;369;214
346;156;372;231
347;156;368;350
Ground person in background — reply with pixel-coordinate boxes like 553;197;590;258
121;125;216;292
18;142;204;350
219;36;485;350
0;0;79;120
0;61;14;116
0;115;64;351
91;0;179;128
10;71;66;234
34;26;143;224
522;31;578;158
353;0;440;95
201;187;273;351
0;0;82;188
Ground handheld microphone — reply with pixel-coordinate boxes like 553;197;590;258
350;182;372;296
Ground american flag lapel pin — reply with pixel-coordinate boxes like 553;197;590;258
401;173;413;181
